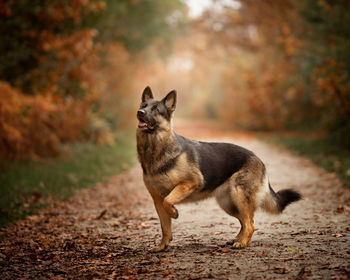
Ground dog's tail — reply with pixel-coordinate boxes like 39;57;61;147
261;182;302;214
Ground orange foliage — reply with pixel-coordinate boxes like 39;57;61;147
0;1;109;159
0;82;90;159
314;61;350;117
0;0;188;159
30;28;99;95
184;0;307;130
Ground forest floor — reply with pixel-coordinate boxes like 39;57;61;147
1;121;350;279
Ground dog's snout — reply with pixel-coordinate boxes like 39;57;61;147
137;109;146;118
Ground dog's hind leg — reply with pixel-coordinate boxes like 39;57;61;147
151;197;172;252
215;183;255;249
230;206;255;248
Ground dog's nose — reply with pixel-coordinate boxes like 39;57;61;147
137;109;146;118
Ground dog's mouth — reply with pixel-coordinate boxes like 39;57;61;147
138;118;155;130
138;121;148;128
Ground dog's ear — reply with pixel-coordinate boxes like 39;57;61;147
142;86;153;102
162;90;177;112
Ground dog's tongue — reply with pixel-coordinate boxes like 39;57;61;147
138;121;148;128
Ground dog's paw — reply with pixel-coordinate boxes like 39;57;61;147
171;206;179;219
163;201;179;219
150;244;168;253
232;241;246;249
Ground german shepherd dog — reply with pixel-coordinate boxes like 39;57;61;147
136;87;301;252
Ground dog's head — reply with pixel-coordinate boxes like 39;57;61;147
137;86;176;133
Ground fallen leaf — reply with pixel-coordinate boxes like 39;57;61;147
216;246;234;253
286;247;299;252
136;222;152;229
260;250;268;257
290;230;308;236
163;269;172;277
96;209;107;219
210;231;224;235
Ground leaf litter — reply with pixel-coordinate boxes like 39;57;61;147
1;135;350;279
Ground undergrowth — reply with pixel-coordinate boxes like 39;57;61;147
0;133;136;228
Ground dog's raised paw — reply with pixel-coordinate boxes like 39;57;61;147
163;201;179;219
165;205;178;219
171;206;179;219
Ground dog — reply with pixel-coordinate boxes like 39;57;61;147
136;86;301;252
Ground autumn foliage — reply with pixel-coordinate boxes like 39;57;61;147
0;1;102;159
0;82;91;159
0;0;185;159
174;0;350;148
1;0;349;159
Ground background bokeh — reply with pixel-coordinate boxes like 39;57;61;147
1;0;349;159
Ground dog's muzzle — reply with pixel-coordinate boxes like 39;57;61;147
137;109;154;130
137;109;146;118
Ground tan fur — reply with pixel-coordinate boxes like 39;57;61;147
136;89;296;251
213;158;265;248
136;129;174;176
139;133;205;251
138;125;269;250
150;195;172;252
259;178;280;214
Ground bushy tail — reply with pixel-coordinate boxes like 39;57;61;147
261;183;302;214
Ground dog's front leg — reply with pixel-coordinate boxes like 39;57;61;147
151;197;172;252
163;182;197;219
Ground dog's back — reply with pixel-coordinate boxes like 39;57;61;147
175;134;256;192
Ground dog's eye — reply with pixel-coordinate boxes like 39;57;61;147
151;105;159;112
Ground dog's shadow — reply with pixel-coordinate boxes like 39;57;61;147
171;242;215;252
143;240;256;256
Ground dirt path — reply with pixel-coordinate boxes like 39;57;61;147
1;124;350;279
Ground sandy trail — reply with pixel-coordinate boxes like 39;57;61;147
1;123;349;279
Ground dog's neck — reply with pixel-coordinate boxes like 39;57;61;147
136;125;180;175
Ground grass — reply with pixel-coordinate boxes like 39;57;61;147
0;133;136;228
265;134;350;187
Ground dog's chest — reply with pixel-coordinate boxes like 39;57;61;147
143;173;174;197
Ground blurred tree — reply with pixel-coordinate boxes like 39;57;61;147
0;0;185;96
292;0;350;147
0;0;186;159
191;0;349;147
